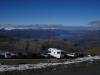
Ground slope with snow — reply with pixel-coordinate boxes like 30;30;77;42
0;56;100;72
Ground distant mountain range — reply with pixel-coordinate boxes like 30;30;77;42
0;20;100;30
0;23;100;41
0;24;91;30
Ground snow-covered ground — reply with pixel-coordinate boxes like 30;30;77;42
0;56;100;72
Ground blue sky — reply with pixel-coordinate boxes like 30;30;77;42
0;0;100;26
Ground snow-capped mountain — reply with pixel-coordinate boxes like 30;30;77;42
0;24;66;30
0;24;90;30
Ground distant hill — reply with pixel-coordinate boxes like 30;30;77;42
88;20;100;26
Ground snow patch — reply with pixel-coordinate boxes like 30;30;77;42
0;56;100;72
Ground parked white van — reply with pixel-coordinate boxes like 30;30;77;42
48;48;65;58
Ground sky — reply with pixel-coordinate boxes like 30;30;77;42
0;0;100;26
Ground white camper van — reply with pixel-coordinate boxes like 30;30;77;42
48;48;65;58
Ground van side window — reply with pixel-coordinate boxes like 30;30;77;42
61;52;64;54
57;52;60;54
